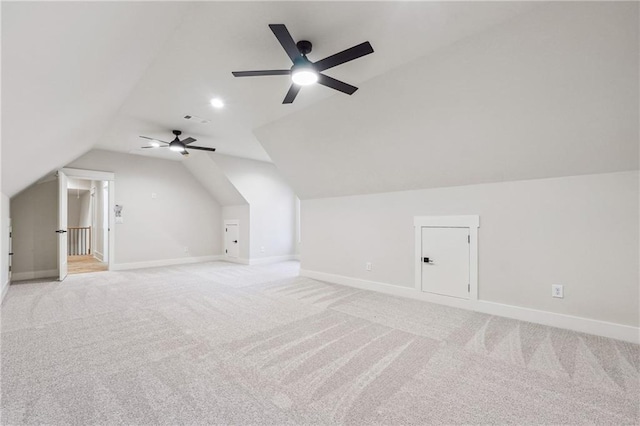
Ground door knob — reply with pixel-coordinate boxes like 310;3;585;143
55;230;67;234
233;240;238;243
423;257;434;264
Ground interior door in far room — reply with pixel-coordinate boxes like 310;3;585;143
57;170;68;281
421;227;469;299
225;223;239;258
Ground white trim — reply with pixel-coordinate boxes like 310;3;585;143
414;215;480;228
223;220;240;259
224;257;250;265
1;281;9;304
299;269;639;344
60;168;115;272
11;269;59;281
292;254;301;261
111;255;223;271
94;250;104;262
250;255;298;265
415;215;479;300
60;168;115;181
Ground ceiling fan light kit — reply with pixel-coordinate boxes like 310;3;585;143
139;130;216;157
232;24;374;103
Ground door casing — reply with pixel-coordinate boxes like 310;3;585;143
224;220;240;258
414;215;479;300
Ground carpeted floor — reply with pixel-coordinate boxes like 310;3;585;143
1;261;638;425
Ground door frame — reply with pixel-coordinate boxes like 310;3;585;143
61;168;115;271
224;220;240;259
57;169;68;281
414;215;479;300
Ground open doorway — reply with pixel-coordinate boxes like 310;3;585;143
66;177;109;275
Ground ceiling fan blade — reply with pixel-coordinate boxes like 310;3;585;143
317;74;358;95
313;41;374;72
182;137;197;145
141;146;169;149
139;136;170;144
269;24;302;63
187;146;216;152
232;70;291;77
283;84;301;104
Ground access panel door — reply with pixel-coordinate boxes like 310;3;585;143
225;224;239;258
421;227;469;299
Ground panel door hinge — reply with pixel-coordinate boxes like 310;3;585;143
225;249;227;253
467;235;470;243
225;228;227;232
468;283;470;292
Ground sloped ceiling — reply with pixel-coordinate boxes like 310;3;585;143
1;2;191;197
183;154;247;206
255;2;639;199
2;1;538;198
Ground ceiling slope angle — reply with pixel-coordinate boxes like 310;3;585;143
1;1;192;197
182;153;247;207
88;1;537;165
254;2;639;199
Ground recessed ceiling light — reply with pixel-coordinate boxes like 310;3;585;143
210;98;224;109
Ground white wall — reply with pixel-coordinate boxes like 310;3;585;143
10;180;58;278
1;193;10;300
214;154;297;260
67;189;91;227
222;204;250;261
65;150;223;265
301;171;639;327
78;190;91;228
256;2;638;199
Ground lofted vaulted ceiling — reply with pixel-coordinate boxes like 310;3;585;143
2;1;538;198
3;2;636;201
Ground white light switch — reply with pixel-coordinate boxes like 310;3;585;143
151;192;157;199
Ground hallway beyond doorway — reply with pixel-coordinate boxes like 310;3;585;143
68;255;107;275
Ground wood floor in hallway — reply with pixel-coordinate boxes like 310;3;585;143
67;255;107;274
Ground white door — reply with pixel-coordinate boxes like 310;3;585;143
8;219;12;282
57;170;68;281
421;227;469;299
225;223;239;258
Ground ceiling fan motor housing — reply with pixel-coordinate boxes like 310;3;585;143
296;40;312;55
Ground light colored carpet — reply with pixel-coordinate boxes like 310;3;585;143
1;261;638;425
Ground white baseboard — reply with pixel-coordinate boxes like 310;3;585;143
1;280;9;305
299;269;639;344
250;255;298;265
11;269;58;282
94;250;104;262
223;257;250;265
112;255;223;271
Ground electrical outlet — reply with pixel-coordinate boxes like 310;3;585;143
366;262;372;271
183;246;189;254
552;284;564;298
151;192;157;199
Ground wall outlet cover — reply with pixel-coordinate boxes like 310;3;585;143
552;284;564;298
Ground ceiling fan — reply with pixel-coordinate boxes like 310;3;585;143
232;24;374;104
140;130;216;157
